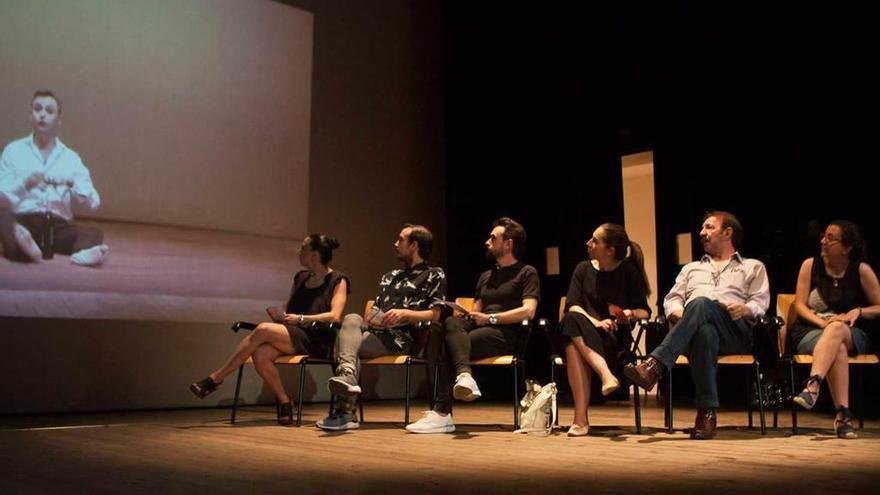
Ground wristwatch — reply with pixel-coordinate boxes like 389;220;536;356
298;314;306;325
489;313;498;325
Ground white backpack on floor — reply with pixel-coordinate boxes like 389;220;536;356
514;379;557;436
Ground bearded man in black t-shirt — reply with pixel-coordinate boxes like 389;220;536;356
406;217;540;434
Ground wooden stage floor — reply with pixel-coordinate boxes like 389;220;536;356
2;401;878;494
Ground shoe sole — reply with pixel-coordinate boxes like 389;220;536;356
792;395;814;410
405;425;455;434
316;421;360;431
689;433;716;440
601;383;620;396
328;378;361;396
188;383;205;398
453;385;481;402
189;382;216;399
623;367;655;391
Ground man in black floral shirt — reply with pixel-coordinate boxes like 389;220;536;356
317;224;446;431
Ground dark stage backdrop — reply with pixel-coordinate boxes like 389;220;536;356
443;3;879;409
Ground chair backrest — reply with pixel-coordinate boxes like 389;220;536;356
454;297;476;314
776;293;797;355
558;296;567;323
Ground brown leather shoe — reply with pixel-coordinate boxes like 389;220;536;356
623;357;664;390
690;408;717;439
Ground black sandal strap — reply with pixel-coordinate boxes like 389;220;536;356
804;374;824;387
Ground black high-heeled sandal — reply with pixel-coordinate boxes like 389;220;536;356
834;407;858;439
793;374;822;410
189;377;219;399
277;401;294;426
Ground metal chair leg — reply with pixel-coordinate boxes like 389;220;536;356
430;361;439;411
857;365;865;430
230;365;244;424
789;359;799;435
296;360;307;427
634;380;642;434
665;368;673;433
755;361;766;434
513;359;520;430
747;366;754;429
357;375;365;424
405;359;412;426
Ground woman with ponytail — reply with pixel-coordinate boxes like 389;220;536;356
792;220;880;438
189;233;349;425
560;223;651;436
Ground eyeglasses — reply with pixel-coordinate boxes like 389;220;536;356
820;233;842;244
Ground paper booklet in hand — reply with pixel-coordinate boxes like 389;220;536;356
365;305;387;326
438;300;471;315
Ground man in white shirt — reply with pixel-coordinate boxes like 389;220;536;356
624;211;770;439
0;90;108;266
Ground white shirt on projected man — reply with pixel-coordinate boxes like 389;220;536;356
0;134;100;221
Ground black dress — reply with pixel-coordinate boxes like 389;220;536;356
284;270;350;357
561;260;651;369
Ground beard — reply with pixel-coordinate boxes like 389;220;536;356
485;247;500;261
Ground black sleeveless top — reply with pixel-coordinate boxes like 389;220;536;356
286;270;350;315
792;256;866;346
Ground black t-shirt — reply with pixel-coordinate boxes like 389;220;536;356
286;270;350;315
565;260;651;320
475;262;540;314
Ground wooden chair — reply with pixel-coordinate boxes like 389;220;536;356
356;300;433;426
548;296;648;433
229;321;335;427
454;297;541;430
776;293;878;433
644;315;771;435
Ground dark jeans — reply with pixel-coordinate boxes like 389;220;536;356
429;316;519;413
0;211;103;261
650;297;752;409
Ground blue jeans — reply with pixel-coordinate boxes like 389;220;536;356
651;297;752;408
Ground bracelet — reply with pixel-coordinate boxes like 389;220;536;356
299;314;306;325
857;307;862;319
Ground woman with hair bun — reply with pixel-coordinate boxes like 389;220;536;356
189;233;349;425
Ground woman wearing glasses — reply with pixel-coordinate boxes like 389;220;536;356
560;223;651;436
189;234;349;425
792;220;880;438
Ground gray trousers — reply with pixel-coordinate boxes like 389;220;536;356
650;297;752;408
334;313;410;377
333;313;444;412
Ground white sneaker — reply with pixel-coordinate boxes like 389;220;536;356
71;244;109;267
453;372;481;401
13;223;42;261
405;410;455;434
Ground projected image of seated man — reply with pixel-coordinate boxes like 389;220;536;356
0;90;108;266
